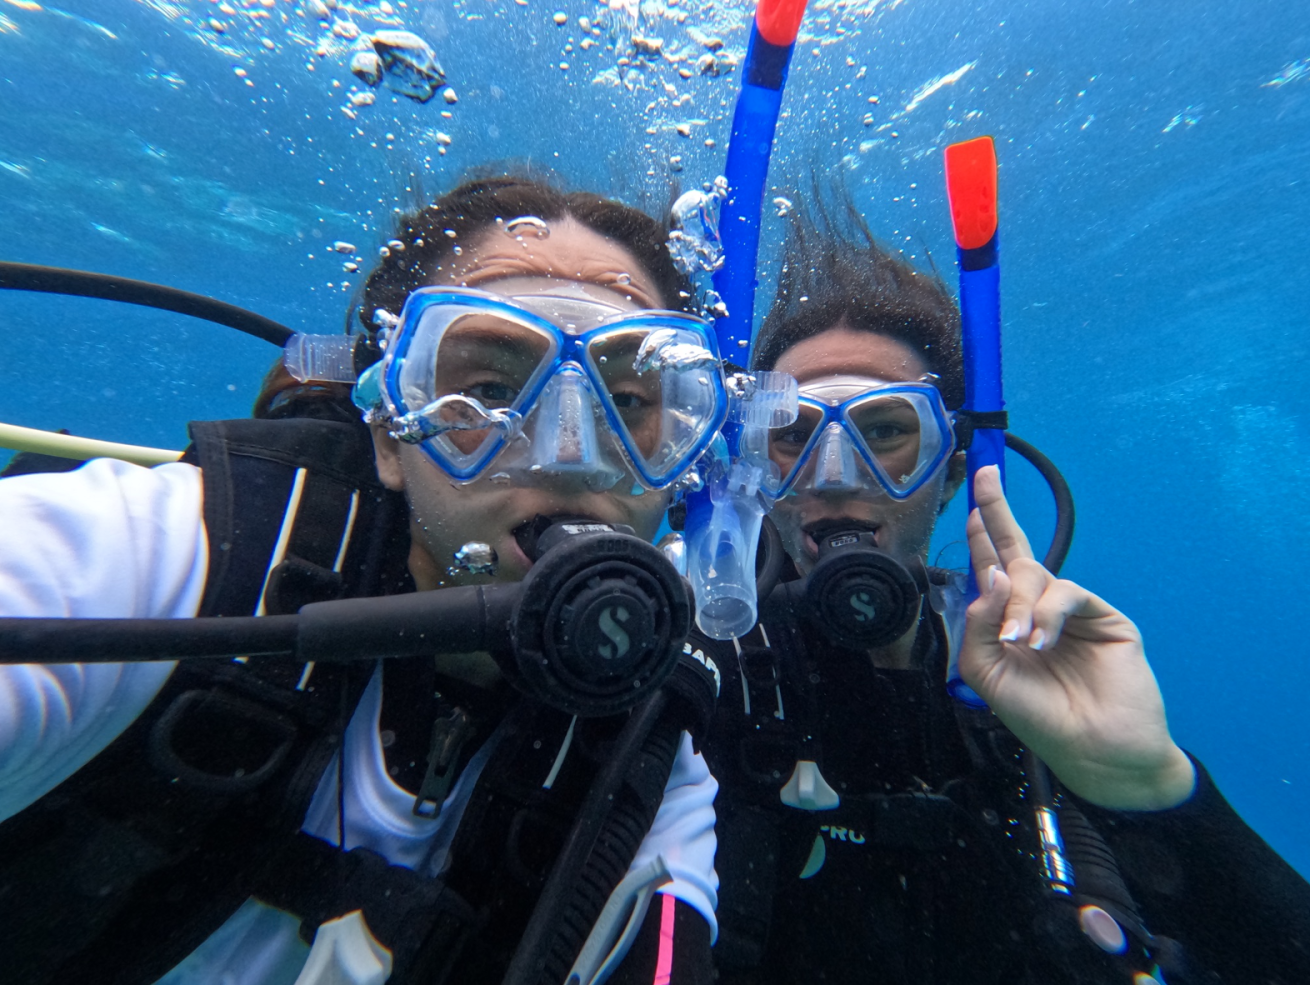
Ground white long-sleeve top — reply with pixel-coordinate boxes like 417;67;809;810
0;458;718;985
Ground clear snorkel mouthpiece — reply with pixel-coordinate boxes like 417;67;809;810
686;371;798;640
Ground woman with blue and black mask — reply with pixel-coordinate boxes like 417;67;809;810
702;201;1310;985
0;176;722;985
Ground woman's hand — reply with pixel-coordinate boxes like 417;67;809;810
960;465;1195;811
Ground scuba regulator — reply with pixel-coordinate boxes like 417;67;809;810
770;525;930;651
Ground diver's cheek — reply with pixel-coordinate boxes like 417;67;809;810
624;490;673;541
769;502;811;573
878;490;942;561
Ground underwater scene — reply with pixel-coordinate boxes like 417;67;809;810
1;0;1308;983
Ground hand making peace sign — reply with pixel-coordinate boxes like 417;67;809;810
960;465;1196;811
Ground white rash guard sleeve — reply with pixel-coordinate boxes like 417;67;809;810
629;732;720;940
0;458;207;822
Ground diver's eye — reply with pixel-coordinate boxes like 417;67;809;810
611;391;650;410
773;426;811;448
864;423;907;442
464;380;519;406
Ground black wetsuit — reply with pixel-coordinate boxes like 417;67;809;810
700;600;1310;985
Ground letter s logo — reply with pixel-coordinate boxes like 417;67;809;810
597;606;631;660
849;591;876;623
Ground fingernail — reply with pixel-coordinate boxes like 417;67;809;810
986;565;998;593
1029;629;1048;651
999;620;1021;642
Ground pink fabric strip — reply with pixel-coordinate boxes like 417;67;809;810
653;892;677;985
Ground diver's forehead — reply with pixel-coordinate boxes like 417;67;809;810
799;374;898;404
497;276;630;309
774;325;930;386
438;217;661;310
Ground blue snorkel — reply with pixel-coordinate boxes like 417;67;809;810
682;0;809;641
943;136;1003;706
940;142;1173;978
942;138;1077;702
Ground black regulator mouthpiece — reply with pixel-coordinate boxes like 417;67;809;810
803;527;928;650
508;517;692;717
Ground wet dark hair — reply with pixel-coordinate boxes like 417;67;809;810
254;173;691;420
751;196;965;410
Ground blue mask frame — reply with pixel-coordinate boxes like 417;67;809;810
768;382;956;500
380;287;729;489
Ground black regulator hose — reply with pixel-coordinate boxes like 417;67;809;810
504;647;718;985
1004;432;1076;576
503;690;674;985
0;261;294;346
0;525;691;719
0;586;513;664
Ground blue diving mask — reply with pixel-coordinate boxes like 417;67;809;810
363;283;729;491
763;375;956;500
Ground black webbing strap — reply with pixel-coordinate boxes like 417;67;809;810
186;417;408;618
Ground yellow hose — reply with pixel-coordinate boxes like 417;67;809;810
0;422;183;467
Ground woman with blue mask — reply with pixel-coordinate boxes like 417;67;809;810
702;202;1310;985
0;177;722;985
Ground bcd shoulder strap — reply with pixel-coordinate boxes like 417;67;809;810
0;417;402;985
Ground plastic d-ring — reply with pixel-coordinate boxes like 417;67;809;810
944;136;998;250
755;0;808;46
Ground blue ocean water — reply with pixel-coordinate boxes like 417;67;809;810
0;0;1306;880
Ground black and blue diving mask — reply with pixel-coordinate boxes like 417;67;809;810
762;375;956;500
354;283;729;492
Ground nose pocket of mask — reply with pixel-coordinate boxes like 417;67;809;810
812;423;861;491
526;368;624;488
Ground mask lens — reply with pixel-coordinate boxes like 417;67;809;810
587;326;721;482
768;403;825;485
845;391;941;491
422;311;555;458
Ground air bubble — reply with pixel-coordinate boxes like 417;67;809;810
333;241;356;254
616;273;631;285
350;51;382;86
370;30;446;103
505;216;550;239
